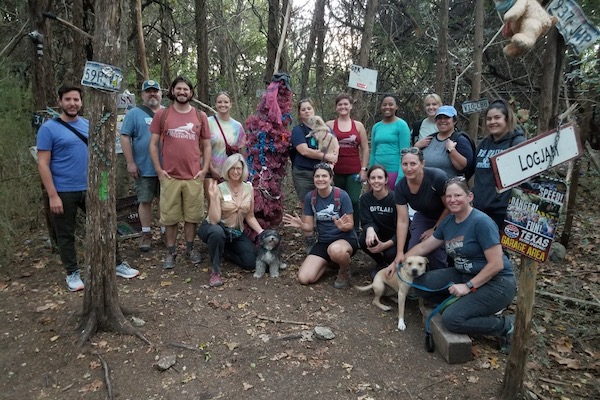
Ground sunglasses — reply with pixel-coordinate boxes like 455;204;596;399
446;176;467;184
313;162;333;171
400;147;421;156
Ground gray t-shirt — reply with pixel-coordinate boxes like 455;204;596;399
434;208;513;276
422;133;472;178
303;188;357;244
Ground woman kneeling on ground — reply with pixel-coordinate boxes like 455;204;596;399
283;163;358;288
198;154;263;287
385;178;516;352
359;165;397;277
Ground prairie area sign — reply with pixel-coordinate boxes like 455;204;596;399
490;123;582;192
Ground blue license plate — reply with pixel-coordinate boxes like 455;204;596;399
81;61;123;92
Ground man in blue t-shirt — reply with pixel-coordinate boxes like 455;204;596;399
37;84;139;292
120;79;163;251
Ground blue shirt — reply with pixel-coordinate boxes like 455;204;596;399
120;107;158;176
434;208;513;276
36;118;89;192
303;188;357;244
291;123;320;170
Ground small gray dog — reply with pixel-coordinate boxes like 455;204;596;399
254;230;286;278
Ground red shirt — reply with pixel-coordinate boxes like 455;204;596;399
150;106;210;179
333;119;362;175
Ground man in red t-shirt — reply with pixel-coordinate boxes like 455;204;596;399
150;76;211;269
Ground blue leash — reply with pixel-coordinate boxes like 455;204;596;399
397;264;459;352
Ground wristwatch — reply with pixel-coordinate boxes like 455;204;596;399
361;167;368;171
465;281;477;292
447;148;455;154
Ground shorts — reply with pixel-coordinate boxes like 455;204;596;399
134;176;160;203
309;237;359;262
159;177;204;226
292;167;315;204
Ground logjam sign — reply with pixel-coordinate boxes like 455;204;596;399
501;176;566;262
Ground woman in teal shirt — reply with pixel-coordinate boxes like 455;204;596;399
369;95;411;189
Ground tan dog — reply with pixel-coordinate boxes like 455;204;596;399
355;256;428;331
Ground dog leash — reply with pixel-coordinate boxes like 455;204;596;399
396;264;459;353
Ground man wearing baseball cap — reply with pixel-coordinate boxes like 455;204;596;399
120;79;164;251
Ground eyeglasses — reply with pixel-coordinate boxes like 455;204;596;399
400;147;421;156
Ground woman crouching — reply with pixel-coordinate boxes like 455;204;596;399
198;154;263;287
283;163;358;289
385;178;516;352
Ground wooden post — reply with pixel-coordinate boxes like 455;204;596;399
501;258;537;397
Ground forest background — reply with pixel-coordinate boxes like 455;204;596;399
0;0;599;264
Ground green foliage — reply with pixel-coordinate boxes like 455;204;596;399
0;66;40;266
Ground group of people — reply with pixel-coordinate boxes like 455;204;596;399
285;94;525;351
38;81;523;351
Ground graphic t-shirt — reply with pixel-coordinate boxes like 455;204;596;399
303;188;357;243
120;106;159;176
208;116;246;173
434;208;513;276
149;106;211;179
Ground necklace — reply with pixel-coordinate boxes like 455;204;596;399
229;183;241;195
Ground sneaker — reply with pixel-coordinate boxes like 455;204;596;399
116;261;140;279
186;249;202;264
209;272;223;287
333;270;349;289
500;315;515;354
66;270;84;292
163;252;176;269
139;233;152;252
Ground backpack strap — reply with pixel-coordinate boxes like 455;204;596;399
54;117;88;146
137;105;155;118
411;120;423;146
333;187;341;214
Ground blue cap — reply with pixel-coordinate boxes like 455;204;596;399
141;80;160;91
435;105;457;118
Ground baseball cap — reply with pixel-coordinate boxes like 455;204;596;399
141;80;160;91
435;105;457;118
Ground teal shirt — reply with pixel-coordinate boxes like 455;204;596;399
369;118;410;181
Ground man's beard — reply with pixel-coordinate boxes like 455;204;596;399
63;109;80;118
174;94;191;104
146;98;160;107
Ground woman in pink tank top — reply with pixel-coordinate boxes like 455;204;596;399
326;93;369;232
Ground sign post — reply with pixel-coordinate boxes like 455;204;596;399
498;123;582;398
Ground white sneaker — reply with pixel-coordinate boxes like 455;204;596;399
116;261;140;279
66;270;84;292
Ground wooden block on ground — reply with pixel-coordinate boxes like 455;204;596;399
420;304;472;364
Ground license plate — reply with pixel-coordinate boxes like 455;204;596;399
81;61;123;92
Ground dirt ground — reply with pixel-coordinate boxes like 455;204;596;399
1;170;599;400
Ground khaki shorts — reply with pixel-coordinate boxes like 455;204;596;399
159;178;204;225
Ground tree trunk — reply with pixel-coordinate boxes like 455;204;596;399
264;0;280;84
435;0;449;98
29;0;58;248
352;0;379;121
70;0;88;83
160;4;172;88
79;0;135;345
195;0;209;103
135;0;149;79
314;3;327;104
299;0;326;99
468;0;483;139
273;0;291;75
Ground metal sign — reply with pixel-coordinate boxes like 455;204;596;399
547;0;600;55
81;61;123;92
490;123;582;192
117;92;136;109
461;99;489;114
348;64;378;93
501;176;566;262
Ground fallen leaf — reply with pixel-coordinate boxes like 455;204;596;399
160;281;172;287
77;379;103;394
224;342;239;351
548;351;582;369
467;375;479;383
181;373;196;383
49;335;59;342
237;303;248;309
271;352;288;361
342;363;353;373
33;260;46;269
36;303;57;312
243;382;253;390
554;337;573;354
89;360;101;369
